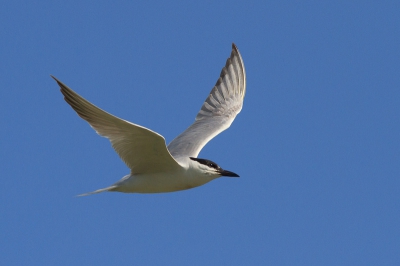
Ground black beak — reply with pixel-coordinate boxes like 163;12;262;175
220;169;240;177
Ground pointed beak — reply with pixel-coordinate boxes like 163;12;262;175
220;169;240;177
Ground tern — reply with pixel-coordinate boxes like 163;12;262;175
52;43;246;196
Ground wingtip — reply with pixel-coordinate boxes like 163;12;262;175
232;43;239;53
231;43;244;62
50;76;72;95
50;75;64;87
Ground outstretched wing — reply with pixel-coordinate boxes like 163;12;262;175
52;76;182;174
167;43;246;159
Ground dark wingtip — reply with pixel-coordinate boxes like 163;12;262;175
50;76;71;93
232;43;239;53
50;75;63;87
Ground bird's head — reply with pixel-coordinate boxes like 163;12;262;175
189;157;239;178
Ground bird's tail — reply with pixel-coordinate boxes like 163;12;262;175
76;185;118;197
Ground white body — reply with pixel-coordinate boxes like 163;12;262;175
112;158;217;193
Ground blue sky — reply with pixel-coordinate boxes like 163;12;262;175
1;1;399;265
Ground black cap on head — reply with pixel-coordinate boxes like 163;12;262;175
190;157;239;177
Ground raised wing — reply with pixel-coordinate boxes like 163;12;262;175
167;43;246;159
52;76;182;174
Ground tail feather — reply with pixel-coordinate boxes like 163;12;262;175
77;185;118;197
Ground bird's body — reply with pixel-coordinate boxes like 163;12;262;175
52;43;246;196
106;158;216;194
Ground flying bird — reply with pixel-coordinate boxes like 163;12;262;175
52;43;246;196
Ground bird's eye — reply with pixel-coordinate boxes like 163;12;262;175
208;162;218;169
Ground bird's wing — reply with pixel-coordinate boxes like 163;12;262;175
167;43;246;159
52;76;182;174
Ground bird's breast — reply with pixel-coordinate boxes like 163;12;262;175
113;170;215;193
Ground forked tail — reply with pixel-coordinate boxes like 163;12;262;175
77;185;118;197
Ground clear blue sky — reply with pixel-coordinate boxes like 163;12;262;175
1;1;399;265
